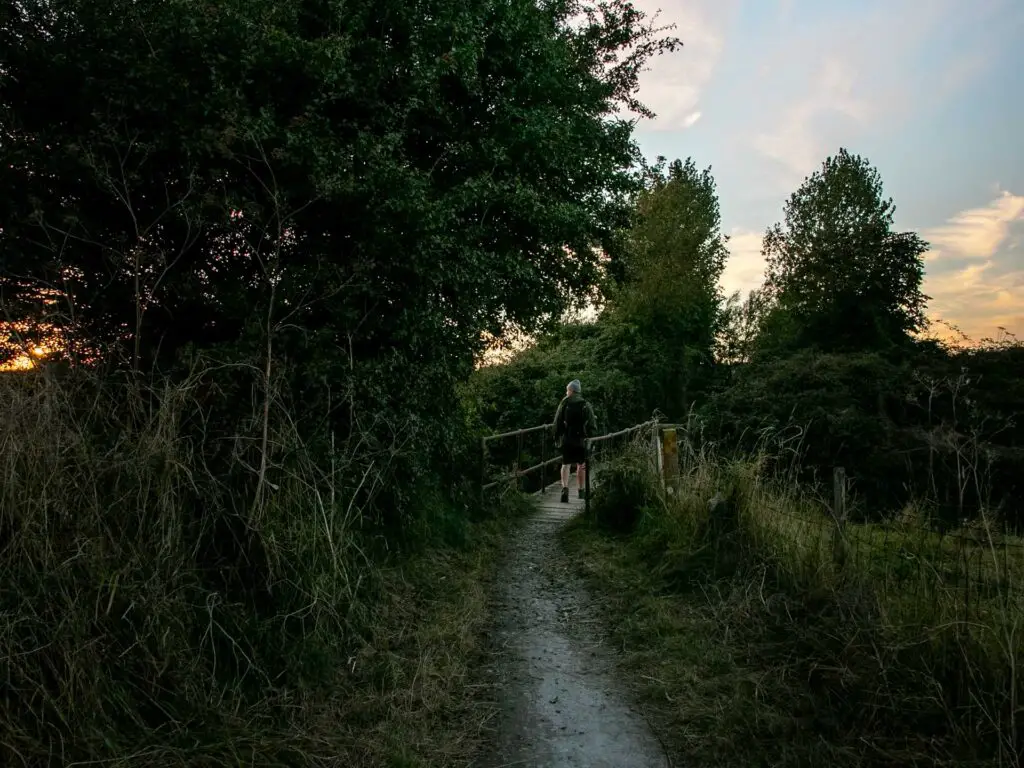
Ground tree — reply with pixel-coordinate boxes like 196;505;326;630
761;148;929;353
0;0;680;497
603;156;729;417
617;158;727;309
717;288;769;365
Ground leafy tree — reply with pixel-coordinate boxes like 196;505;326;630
0;0;680;520
614;157;728;309
717;287;769;365
606;156;729;416
760;148;929;353
472;157;730;431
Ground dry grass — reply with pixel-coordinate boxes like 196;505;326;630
0;367;519;767
563;434;1024;767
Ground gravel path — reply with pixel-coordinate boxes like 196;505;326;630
476;479;670;768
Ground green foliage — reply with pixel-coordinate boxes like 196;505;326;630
717;287;770;365
472;156;729;433
1;0;678;363
700;149;1022;527
0;372;362;763
565;444;1024;766
468;320;633;431
0;0;686;762
0;0;681;529
475;138;1023;531
588;437;663;532
760;148;929;354
703;338;1024;526
705;350;905;496
615;157;728;316
609;156;728;413
0;369;540;765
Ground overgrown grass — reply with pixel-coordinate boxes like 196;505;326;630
0;367;527;767
564;435;1023;767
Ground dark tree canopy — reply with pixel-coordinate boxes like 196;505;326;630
760;148;929;353
0;0;678;378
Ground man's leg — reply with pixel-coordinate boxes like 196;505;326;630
560;462;570;502
577;461;587;497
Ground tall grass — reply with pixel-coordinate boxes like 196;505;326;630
0;365;503;766
572;427;1023;766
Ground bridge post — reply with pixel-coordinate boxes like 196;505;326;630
479;437;487;505
661;427;679;494
516;430;523;492
584;438;592;517
540;429;546;491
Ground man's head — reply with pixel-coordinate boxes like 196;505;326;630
566;379;581;397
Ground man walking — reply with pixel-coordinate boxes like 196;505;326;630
553;379;597;503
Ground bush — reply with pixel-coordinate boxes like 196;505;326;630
0;365;504;766
588;436;663;533
703;345;1024;527
568;430;1024;766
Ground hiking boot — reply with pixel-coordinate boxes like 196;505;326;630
560;487;569;503
578;488;585;499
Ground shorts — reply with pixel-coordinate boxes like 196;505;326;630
561;441;587;466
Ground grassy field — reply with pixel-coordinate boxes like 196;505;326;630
0;369;525;767
562;439;1023;767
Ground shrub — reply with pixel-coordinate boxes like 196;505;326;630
588;436;663;533
0;363;501;766
588;429;1024;765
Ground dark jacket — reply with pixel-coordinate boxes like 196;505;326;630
553;392;597;446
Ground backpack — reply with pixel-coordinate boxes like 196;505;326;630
563;397;587;444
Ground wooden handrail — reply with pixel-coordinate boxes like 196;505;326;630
480;416;662;499
482;422;554;443
586;419;659;445
481;455;563;491
484;418;660;446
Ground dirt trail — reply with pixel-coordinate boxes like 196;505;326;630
477;478;670;768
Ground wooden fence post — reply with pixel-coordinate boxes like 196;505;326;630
480;437;487;505
540;429;546;492
651;421;660;475
662;427;679;495
831;466;850;568
515;430;523;493
584;438;592;517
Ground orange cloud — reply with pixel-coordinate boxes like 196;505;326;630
923;261;1024;342
925;190;1024;261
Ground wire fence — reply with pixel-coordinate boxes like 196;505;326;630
654;424;1024;629
745;478;1024;626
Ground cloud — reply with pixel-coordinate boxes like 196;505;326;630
739;0;1008;188
630;0;737;130
680;111;702;129
721;228;766;297
924;190;1024;260
714;213;1024;342
921;190;1024;338
751;57;871;179
924;261;1024;341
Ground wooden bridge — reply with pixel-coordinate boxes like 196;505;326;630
479;417;678;521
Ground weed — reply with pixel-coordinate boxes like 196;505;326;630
563;431;1023;767
0;367;512;766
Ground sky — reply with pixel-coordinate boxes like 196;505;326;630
628;0;1024;343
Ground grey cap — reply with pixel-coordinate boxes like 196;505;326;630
567;379;581;393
